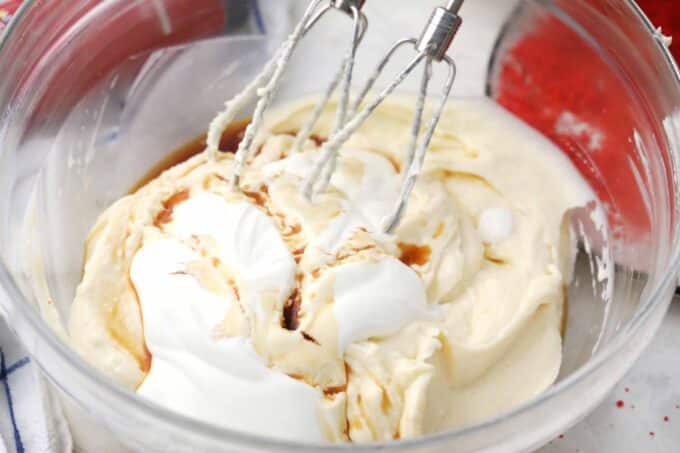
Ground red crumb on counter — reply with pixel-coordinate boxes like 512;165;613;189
616;400;624;408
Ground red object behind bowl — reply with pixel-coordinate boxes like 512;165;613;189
493;3;678;243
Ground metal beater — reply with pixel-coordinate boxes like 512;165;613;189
303;0;464;233
209;0;464;234
206;0;367;184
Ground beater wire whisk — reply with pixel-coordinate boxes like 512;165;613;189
302;0;464;234
205;0;367;189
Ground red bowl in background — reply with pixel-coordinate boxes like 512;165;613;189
493;1;679;242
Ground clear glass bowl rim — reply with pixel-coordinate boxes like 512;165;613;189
0;0;679;450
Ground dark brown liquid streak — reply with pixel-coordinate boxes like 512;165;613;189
129;118;251;194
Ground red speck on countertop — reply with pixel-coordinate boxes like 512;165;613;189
616;400;625;408
558;435;564;439
624;387;630;393
649;432;655;437
664;416;670;422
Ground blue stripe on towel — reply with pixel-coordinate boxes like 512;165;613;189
6;357;29;376
0;349;24;453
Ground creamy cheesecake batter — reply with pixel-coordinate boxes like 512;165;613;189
69;96;593;442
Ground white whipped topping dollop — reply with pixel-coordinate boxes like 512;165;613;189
333;257;434;353
478;207;513;244
130;238;324;441
167;193;296;319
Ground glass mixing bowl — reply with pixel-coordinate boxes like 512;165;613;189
0;0;679;451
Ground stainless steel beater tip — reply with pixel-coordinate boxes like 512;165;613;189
331;0;366;14
305;0;367;32
416;4;463;61
446;0;464;13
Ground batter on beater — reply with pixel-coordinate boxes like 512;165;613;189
69;94;594;442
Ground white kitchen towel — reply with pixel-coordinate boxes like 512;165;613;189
0;315;73;453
